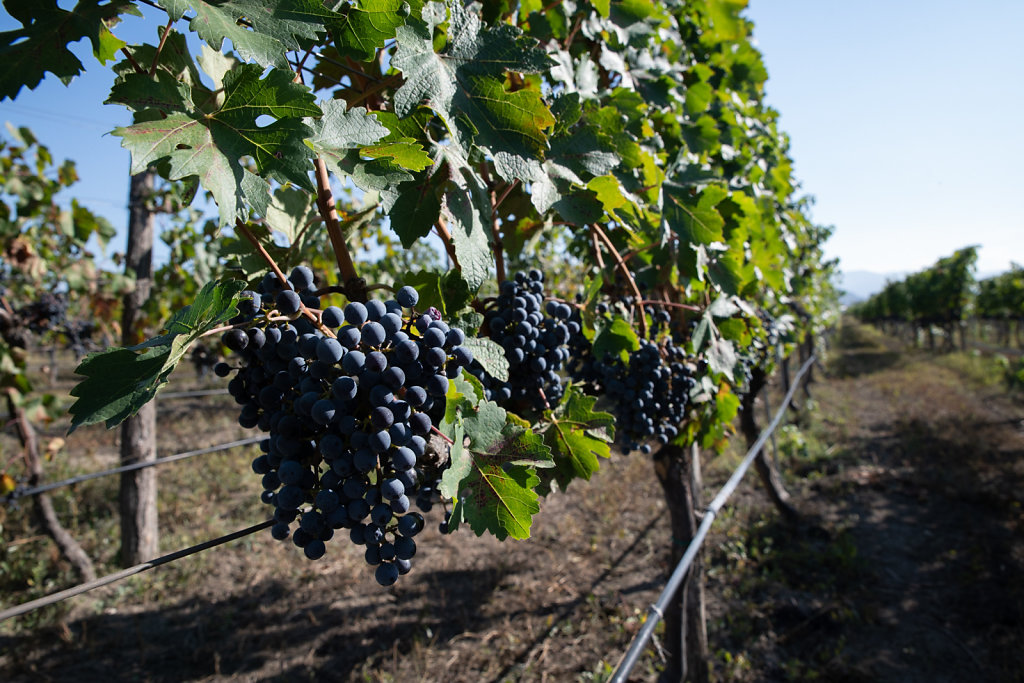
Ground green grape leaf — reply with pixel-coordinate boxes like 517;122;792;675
707;337;737;381
263;185;318;243
307;100;390;170
68;280;246;431
439;420;470;505
454;421;550;540
161;0;344;69
441;158;493;292
106;69;194;115
360;139;432;171
393;1;555;183
593;316;640;363
329;0;425;62
663;181;728;245
0;0;139;100
536;385;615;495
400;269;471;315
441;374;553;540
113;65;320;227
388;167;445;247
448;309;484;337
462;337;509;382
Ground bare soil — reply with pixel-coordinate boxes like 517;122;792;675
0;322;1021;682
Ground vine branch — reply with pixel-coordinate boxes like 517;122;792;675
148;19;175;76
591;223;648;339
120;47;145;75
435;217;460;270
480;164;507;283
313;157;365;301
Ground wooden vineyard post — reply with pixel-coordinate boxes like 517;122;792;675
653;442;709;682
119;168;159;566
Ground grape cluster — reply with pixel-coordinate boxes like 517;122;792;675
472;270;575;412
566;302;696;454
18;293;67;333
596;337;697;454
216;268;472;585
735;311;782;389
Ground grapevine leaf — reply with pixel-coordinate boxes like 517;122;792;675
442;372;485;428
392;1;555;183
400;269;471;315
307;100;390;169
325;110;434;205
388;167;445;246
439;421;470;501
263;185;318;243
68;280;246;431
442;159;493;292
537;385;615;495
462;337;509;382
360;139;433;171
160;0;345;69
707;337;736;381
692;315;710;351
448;309;484;337
106;70;193;115
441;374;552;539
663;181;728;245
328;0;425;62
457;421;549;540
0;0;139;100
112;65;320;226
549;125;620;179
695;243;744;296
593;316;639;363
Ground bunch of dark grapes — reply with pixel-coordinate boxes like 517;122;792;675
18;293;67;333
567;302;696;454
734;311;782;390
216;268;473;586
596;336;697;454
470;269;574;412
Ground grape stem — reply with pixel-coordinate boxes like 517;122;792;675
434;217;460;269
591;224;648;339
119;48;145;75
479;163;508;284
313;158;364;300
636;299;701;312
148;19;176;76
236;220;290;288
234;220;337;338
430;426;455;445
590;228;607;270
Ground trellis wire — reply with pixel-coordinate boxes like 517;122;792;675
3;436;264;503
0;520;274;622
610;354;816;683
159;389;230;399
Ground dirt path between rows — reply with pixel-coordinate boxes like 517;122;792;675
711;323;1024;682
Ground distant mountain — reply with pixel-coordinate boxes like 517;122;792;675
836;270;906;305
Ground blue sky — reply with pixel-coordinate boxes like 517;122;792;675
744;0;1023;275
1;2;1021;278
